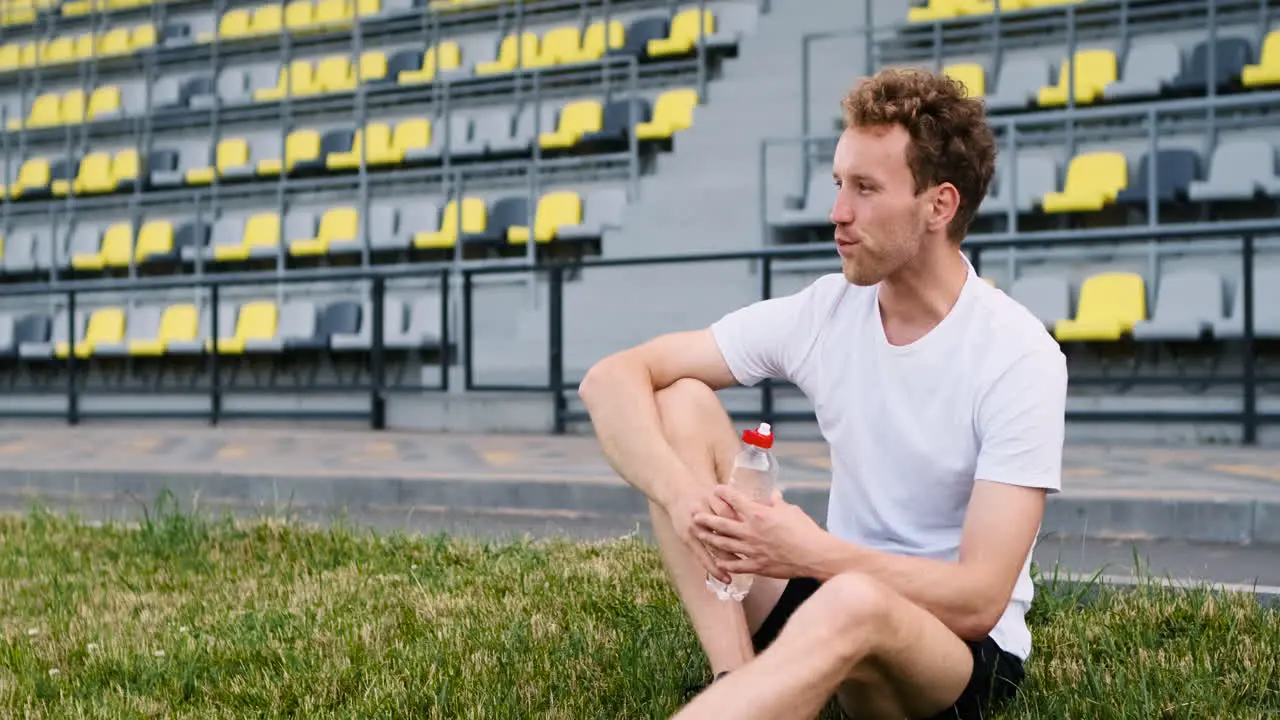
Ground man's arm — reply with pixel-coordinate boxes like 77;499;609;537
804;480;1047;641
577;329;740;509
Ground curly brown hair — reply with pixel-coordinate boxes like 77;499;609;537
841;67;996;243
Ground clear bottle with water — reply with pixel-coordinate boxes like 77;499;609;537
706;422;780;602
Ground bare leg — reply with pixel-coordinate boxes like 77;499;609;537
650;378;787;675
672;571;976;720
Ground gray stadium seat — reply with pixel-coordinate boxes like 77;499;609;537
773;172;836;227
1009;275;1070;328
489;102;559;155
559;187;627;240
0;313;14;356
398;200;440;244
452;108;513;158
20;309;83;359
282;210;316;254
1187;139;1280;201
1104;41;1181;101
62;224;101;269
151;140;204;187
292;299;361;350
985;56;1051;112
204;216;245;260
151;77;183;110
95;305;163;356
3;231;35;274
387;295;442;349
12;313;49;354
330;300;374;350
366;204;402;251
244;300;315;352
1131;270;1223;341
1213;266;1280;339
448;35;498;79
704;2;755;52
979;153;1059;215
168;302;236;355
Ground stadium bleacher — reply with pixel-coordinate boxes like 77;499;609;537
1;0;1277;439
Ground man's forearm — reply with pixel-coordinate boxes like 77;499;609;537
805;533;1001;641
578;356;690;509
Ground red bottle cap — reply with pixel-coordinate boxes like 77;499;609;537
741;423;773;449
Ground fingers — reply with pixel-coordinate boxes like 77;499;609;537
696;526;753;558
692;512;742;538
684;532;731;584
718;557;762;575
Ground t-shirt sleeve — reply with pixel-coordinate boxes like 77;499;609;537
709;277;835;387
974;344;1069;493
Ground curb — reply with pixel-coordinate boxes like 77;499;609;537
0;468;1277;548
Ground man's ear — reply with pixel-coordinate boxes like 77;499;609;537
929;182;961;232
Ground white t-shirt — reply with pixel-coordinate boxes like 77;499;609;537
709;257;1067;661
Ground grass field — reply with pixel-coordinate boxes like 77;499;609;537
0;496;1276;719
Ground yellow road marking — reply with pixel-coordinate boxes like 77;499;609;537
215;444;248;460
0;443;28;455
482;450;518;467
1211;464;1280;483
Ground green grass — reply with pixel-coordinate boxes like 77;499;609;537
0;494;1276;719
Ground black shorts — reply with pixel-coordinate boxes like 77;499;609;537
751;577;1026;720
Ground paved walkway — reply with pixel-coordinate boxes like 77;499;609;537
0;423;1278;502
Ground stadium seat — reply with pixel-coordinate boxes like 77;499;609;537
8;157;51;199
1187;139;1280;201
580;99;650;148
540;100;603;149
98;26;131;56
979;153;1059;216
88;86;123;122
507;191;583;244
214;212;282;261
1040;151;1127;213
1167;37;1252;94
636;88;697;140
1054;272;1147;341
576;19;627;62
198;7;250;42
648;8;715;57
1038;49;1117;106
55;306;124;358
944;62;985;98
1242;30;1280;87
526;25;582;68
414;197;486;248
124;303;198;356
134;219;174;264
391;118;431;162
0;314;14;356
95;306;163;357
256;60;315;101
209;300;278;354
1131;270;1223;342
405;114;470;163
490;104;558;155
773;172;837;227
475;32;540;75
186;138;252;185
299;300;361;350
396;41;462;84
257;129;322;176
386;295;443;349
1115;148;1201;206
328;123;387;169
1009;275;1070;328
985;56;1051;111
558;187;626;240
69;223;131;271
1104;41;1182;101
1215;266;1280;339
463;196;526;245
363;204;403;253
2;231;34;274
290;206;358;256
244;300;315;352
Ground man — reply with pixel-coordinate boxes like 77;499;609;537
578;68;1067;720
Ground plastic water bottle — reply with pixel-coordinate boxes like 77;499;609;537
706;422;780;602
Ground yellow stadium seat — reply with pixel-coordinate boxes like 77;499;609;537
526;25;581;68
10;157;51;198
475;32;539;75
284;0;314;30
249;5;283;35
72;222;132;271
1054;272;1146;342
636;88;698;140
397;41;461;84
134;219;173;263
129;303;198;356
18;40;37;67
357;51;387;84
59;89;87;124
256;60;316;102
209;300;278;354
186;138;251;185
131;24;157;51
291;206;357;256
98;27;131;56
1038;49;1117;106
1242;30;1280;88
112;149;140;188
574;19;625;63
0;43;21;71
314;0;353;28
540;101;603;149
414;197;485;248
1040;151;1127;213
9;93;60;130
87;86;121;121
356;0;380;16
72;34;95;61
944;62;985;98
216;212;280;261
507;191;582;244
326;123;390;169
70;151;113;194
257;129;321;176
198;7;251;42
648;8;715;57
40;36;75;65
315;55;354;93
56;306;125;358
392;118;431;160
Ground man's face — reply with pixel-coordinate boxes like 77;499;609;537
828;124;935;286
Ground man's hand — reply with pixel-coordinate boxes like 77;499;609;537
691;485;827;580
666;485;739;585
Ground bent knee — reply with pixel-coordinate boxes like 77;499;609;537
655;378;722;430
815;572;894;632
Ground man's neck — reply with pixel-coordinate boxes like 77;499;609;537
877;242;970;346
